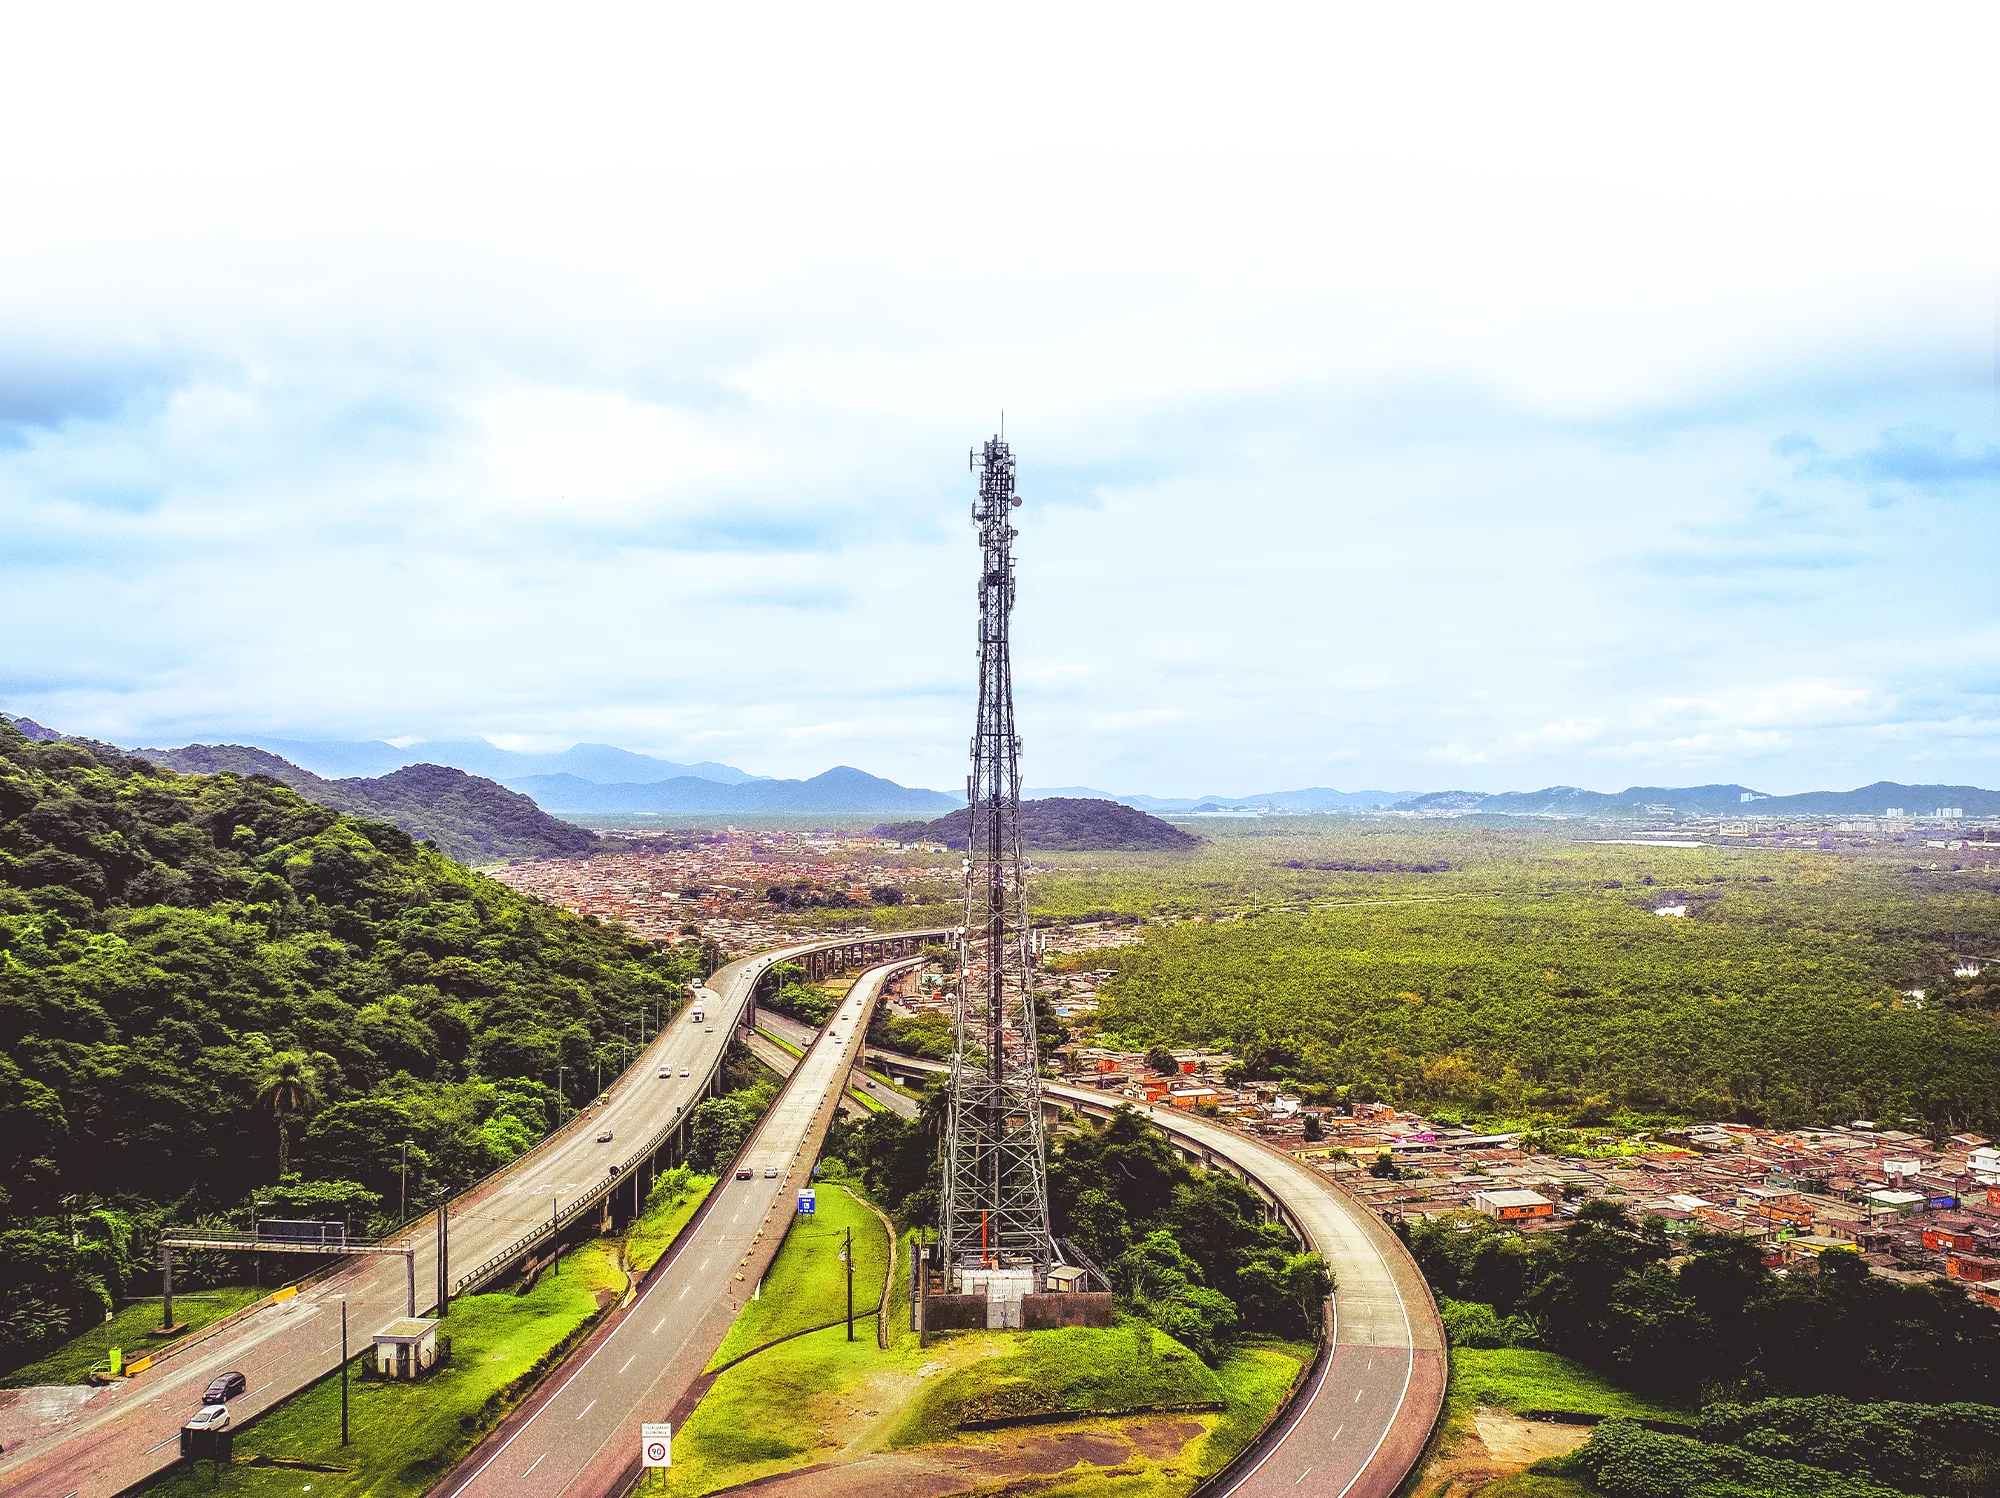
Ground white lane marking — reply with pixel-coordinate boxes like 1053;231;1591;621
145;1433;181;1454
679;1286;690;1299
577;1398;596;1419
1332;1424;1343;1440
1295;1469;1313;1485
1354;1388;1363;1402
619;1355;634;1374
523;1452;547;1476
652;1317;666;1333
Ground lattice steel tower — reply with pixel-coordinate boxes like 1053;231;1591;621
939;433;1056;1285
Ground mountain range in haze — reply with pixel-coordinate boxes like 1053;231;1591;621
7;719;1997;822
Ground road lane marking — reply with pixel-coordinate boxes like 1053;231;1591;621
619;1356;634;1373
523;1452;547;1476
146;1433;181;1454
1354;1388;1363;1402
1295;1469;1313;1485
652;1317;666;1333
577;1399;596;1419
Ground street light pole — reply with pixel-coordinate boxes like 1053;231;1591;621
552;1195;561;1275
845;1226;854;1342
556;1066;567;1127
400;1139;411;1222
339;1298;350;1446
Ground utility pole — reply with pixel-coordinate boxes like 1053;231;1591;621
845;1226;855;1341
552;1195;560;1275
339;1299;349;1446
435;1194;450;1314
555;1066;567;1127
399;1139;411;1222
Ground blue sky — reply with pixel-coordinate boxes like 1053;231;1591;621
2;6;1996;796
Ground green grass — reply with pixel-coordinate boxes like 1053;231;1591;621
626;1169;717;1274
708;1183;888;1367
665;1219;1307;1498
756;1027;805;1059
1449;1348;1691;1424
1;1287;266;1388
127;1242;625;1498
889;1322;1227;1447
1474;1475;1605;1498
665;1325;892;1493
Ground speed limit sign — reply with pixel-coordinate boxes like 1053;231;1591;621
642;1422;672;1467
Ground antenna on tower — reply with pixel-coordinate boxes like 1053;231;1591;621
937;430;1056;1314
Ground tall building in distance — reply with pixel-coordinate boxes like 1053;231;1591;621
938;433;1056;1312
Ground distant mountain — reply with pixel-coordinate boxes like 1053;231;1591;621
1;713;60;742
509;765;960;816
1399;784;1760;817
134;743;600;862
1397;781;2000;819
1025;785;1425;812
191;736;765;786
876;797;1203;851
1748;782;2000;817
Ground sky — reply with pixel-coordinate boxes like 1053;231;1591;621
3;4;1997;797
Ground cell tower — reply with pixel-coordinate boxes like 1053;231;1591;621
939;433;1056;1294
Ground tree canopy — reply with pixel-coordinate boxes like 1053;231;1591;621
0;721;703;1365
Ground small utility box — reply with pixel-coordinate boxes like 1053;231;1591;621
372;1316;442;1380
1046;1265;1090;1293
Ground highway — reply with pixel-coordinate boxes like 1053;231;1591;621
758;1007;922;1120
0;933;938;1498
435;957;919;1498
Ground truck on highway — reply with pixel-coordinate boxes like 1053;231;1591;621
691;1005;705;1023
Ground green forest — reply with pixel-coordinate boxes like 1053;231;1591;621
1065;823;2000;1130
0;721;705;1365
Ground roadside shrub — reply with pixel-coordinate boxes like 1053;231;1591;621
1561;1419;1905;1498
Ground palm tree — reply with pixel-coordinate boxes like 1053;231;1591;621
256;1051;321;1178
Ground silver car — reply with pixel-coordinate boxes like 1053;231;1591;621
184;1403;230;1432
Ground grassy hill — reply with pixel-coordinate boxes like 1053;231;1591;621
134;742;599;863
878;797;1202;852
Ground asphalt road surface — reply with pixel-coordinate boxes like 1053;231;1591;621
0;935;933;1498
758;1009;921;1120
435;957;919;1498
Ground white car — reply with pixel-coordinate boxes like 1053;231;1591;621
184;1404;230;1432
658;1067;672;1079
680;1067;690;1077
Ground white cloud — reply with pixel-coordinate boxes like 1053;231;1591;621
1;4;1997;795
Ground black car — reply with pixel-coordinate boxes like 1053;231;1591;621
203;1371;247;1403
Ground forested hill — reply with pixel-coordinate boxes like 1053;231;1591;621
877;797;1203;851
132;742;600;863
0;721;703;1364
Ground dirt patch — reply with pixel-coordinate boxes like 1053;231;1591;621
982;1429;1130;1475
721;1417;1187;1498
1415;1407;1592;1498
1126;1416;1204;1461
1471;1409;1591;1466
